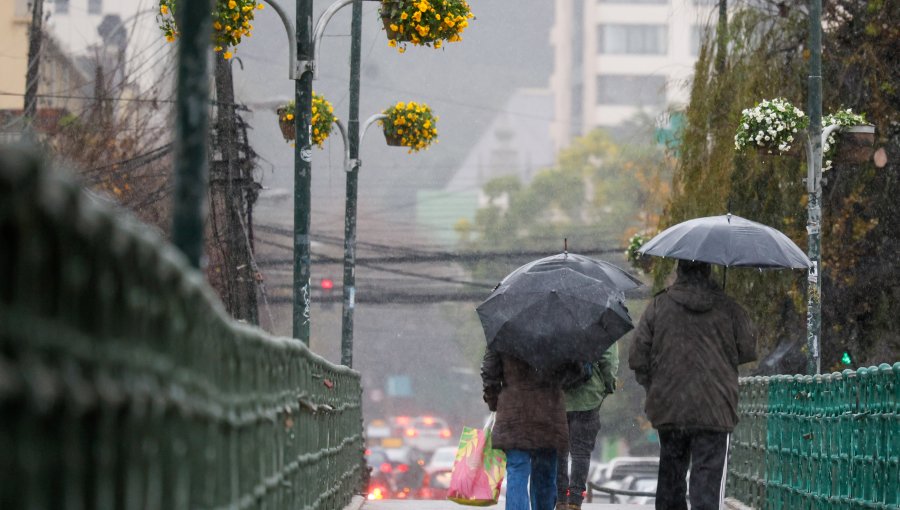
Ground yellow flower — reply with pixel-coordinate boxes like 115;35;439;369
390;24;399;32
398;46;406;53
417;1;429;12
243;6;252;12
434;40;442;48
412;11;422;22
388;39;397;47
166;34;175;42
225;25;232;32
160;4;169;15
256;3;264;9
228;0;236;8
214;45;223;51
214;21;223;30
224;51;233;59
416;25;429;36
286;113;295;120
400;11;408;20
444;19;455;27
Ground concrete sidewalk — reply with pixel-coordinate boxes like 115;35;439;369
361;500;653;510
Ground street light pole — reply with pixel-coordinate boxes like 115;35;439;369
805;0;823;375
293;0;314;343
341;0;363;367
171;0;213;268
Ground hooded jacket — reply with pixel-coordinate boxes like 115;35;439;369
628;274;757;432
481;350;568;451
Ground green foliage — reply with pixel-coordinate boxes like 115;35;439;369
459;128;670;284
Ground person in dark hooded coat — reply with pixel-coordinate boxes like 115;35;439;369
628;260;757;510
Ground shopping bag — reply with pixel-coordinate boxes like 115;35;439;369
447;413;507;506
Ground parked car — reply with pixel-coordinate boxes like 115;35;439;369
587;456;659;504
401;416;453;452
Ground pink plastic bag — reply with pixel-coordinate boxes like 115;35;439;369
448;414;507;506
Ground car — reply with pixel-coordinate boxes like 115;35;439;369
418;468;453;500
425;446;458;472
366;417;405;449
365;446;428;500
588;456;659;503
401;416;453;452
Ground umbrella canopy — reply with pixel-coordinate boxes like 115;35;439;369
476;266;634;372
501;252;642;292
638;214;811;269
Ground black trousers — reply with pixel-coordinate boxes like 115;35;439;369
656;429;729;510
556;408;602;506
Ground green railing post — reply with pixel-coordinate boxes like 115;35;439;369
171;0;213;268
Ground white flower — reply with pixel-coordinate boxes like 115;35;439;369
797;110;805;117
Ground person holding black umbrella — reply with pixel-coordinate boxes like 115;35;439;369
628;260;757;510
481;349;568;510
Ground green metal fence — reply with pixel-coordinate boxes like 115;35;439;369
728;364;900;509
0;146;365;509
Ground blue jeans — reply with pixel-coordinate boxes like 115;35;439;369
505;448;558;510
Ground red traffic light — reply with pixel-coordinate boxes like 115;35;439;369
320;278;335;290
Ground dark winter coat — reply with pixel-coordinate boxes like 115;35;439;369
628;276;757;432
481;349;568;451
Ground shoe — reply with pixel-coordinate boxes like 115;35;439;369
554;503;569;510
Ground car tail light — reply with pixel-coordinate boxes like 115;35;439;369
379;462;392;473
364;448;371;455
367;487;385;500
394;416;410;425
404;428;417;437
396;463;409;473
439;428;452;439
397;487;411;499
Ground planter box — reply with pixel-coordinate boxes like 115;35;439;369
832;124;875;164
383;130;404;147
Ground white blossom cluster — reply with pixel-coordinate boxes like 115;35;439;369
734;98;809;155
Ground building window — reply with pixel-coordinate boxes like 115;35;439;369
599;0;667;4
88;0;103;14
596;75;667;106
53;0;69;14
598;25;667;55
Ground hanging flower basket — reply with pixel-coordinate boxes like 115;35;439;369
277;103;296;142
625;233;653;274
158;0;265;59
832;125;875;164
820;110;873;168
735;98;808;158
379;0;474;52
379;101;438;153
383;131;404;147
310;92;337;148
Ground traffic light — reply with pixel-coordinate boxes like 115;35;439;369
320;277;335;308
841;351;852;366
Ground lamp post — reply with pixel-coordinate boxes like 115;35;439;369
259;0;369;344
332;113;387;366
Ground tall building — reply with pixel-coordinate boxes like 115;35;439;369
549;0;717;150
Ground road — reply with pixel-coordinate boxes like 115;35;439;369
361;500;653;510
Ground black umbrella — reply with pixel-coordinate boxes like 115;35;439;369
501;252;643;291
476;266;635;372
638;214;811;269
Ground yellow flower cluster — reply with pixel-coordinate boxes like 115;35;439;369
158;0;264;57
380;0;474;52
310;92;337;148
380;101;438;153
276;94;338;148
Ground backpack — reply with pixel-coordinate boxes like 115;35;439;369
557;361;594;390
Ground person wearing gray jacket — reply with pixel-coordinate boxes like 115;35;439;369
629;260;756;510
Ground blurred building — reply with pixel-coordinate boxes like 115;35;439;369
549;0;718;150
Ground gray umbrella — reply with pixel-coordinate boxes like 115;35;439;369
500;252;643;291
638;214;811;269
476;266;634;372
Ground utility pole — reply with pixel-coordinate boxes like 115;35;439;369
212;57;259;324
24;0;44;137
293;0;314;343
805;0;823;375
171;0;213;268
340;0;363;367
